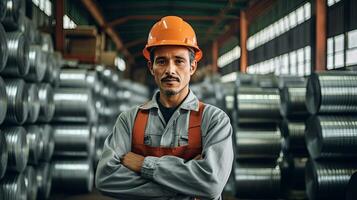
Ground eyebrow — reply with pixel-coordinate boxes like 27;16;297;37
155;55;186;60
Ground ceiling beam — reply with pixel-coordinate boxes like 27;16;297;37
80;0;134;64
246;0;277;23
107;15;238;28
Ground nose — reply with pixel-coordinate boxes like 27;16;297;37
164;59;176;75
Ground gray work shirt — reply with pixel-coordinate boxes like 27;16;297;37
96;90;234;200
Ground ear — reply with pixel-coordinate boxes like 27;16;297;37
147;61;154;76
190;60;197;75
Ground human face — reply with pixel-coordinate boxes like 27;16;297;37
148;46;197;97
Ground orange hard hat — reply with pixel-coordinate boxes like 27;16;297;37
143;16;203;62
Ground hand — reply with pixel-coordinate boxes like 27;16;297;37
121;152;145;173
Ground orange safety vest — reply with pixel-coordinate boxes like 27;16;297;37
132;102;205;160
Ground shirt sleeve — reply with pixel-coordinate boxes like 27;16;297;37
95;111;177;199
140;107;234;200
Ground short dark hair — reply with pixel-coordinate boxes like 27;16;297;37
149;46;195;64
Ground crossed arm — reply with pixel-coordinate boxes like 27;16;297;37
95;108;234;199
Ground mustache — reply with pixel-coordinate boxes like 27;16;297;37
161;75;180;82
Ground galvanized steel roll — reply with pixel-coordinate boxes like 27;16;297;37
59;68;98;89
234;164;281;198
37;83;54;122
236;127;281;160
2;127;28;173
39;124;54;161
36;162;52;199
24;45;46;82
4;79;28;124
280;82;308;118
2;31;29;77
237;87;281;123
306;72;357;114
26;83;40;123
305;160;357;200
0;0;6;21
278;75;306;89
280;120;308;157
53;88;96;123
42;52;54;83
51;159;94;193
0;23;8;72
306;116;357;159
0;77;8;125
53;125;95;157
1;0;22;30
25;125;43;165
24;166;38;200
0;173;27;200
0;133;8;179
18;14;36;44
40;33;53;53
346;172;357;200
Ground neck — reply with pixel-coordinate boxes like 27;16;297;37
159;87;189;108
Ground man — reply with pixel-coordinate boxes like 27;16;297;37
96;16;234;200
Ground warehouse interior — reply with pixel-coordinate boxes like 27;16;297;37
0;0;357;199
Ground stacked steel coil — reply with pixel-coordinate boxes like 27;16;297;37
280;81;308;118
0;173;27;200
39;124;54;162
24;45;46;82
306;72;357;114
346;172;357;200
0;23;8;71
0;133;7;179
236;127;281;160
2;31;29;77
0;77;7;124
53;125;95;157
51;159;94;193
1;0;22;30
305;160;357;200
36;162;51;199
37;83;54;122
237;87;281;123
280;120;308;157
26;83;40;123
305;116;357;159
25;125;43;165
4;79;28;124
234;163;281;198
24;166;37;200
2;127;28;173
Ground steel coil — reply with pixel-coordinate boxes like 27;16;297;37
0;133;8;179
37;83;54;122
26;83;40;123
53;125;95;157
24;166;38;200
0;173;26;200
59;68;98;89
2;127;28;173
2;31;29;77
237;87;281;123
24;45;46;82
278;75;306;89
306;116;357;159
0;0;6;21
0;77;7;125
42;52;54;83
51;159;94;193
236;127;281;160
39;124;54;161
306;72;357;114
25;125;43;165
40;33;53;53
18;13;36;44
2;0;22;30
118;80;149;97
36;162;52;199
280;120;308;157
305;160;357;200
346;172;357;200
0;23;8;72
53;88;96;123
280;82;308;118
4;79;28;124
234;163;281;198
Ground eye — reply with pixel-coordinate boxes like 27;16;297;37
156;59;166;65
176;59;184;64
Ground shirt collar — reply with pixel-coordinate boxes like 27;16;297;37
139;89;200;111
